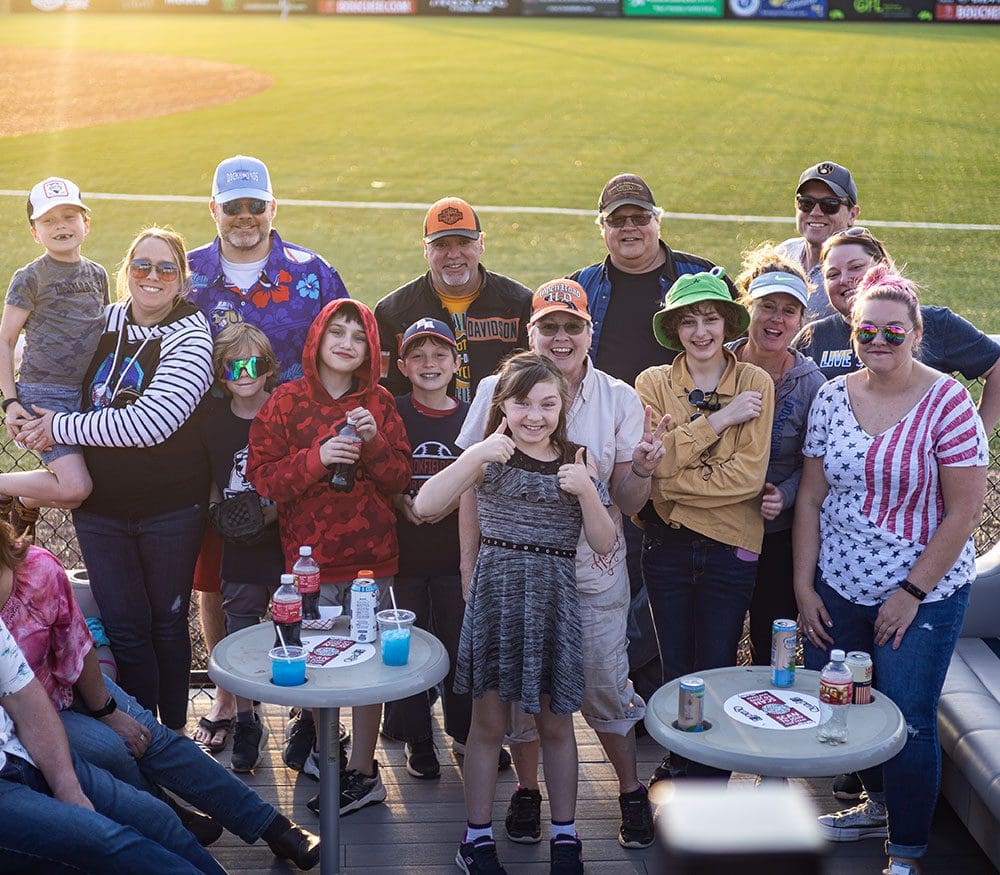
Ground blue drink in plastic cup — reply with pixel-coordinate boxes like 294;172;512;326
377;609;416;666
270;645;307;685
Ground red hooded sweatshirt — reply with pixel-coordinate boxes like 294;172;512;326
247;299;411;583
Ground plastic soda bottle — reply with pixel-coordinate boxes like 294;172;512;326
349;569;378;643
817;648;853;744
330;417;361;492
293;546;321;621
272;573;302;648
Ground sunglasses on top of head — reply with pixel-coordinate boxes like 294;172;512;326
222;355;273;381
220;198;269;217
855;323;914;346
796;194;851;215
129;259;180;281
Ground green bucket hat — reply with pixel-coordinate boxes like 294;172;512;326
652;267;749;351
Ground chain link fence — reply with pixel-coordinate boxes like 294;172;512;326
4;376;998;677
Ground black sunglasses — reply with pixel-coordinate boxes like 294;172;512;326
603;212;655;229
688;389;721;412
796;194;850;215
221;198;268;217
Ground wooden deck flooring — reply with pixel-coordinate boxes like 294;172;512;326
185;691;996;874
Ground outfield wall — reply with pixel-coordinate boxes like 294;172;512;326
10;0;999;21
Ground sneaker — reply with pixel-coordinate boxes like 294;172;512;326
10;498;39;545
453;741;513;773
618;786;654;849
405;739;440;780
817;798;888;842
549;836;584;874
230;716;269;773
832;772;865;801
648;753;686;786
339;762;387;815
504;787;542;844
283;714;316;772
455;836;507;874
304;744;347;780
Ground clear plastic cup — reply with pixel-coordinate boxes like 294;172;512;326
269;645;307;686
376;609;416;666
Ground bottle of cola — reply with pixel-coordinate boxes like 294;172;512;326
330;417;361;492
272;573;302;648
294;545;321;621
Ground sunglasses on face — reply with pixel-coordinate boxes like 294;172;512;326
220;198;268;217
796;195;851;215
222;355;272;381
129;259;180;281
604;212;655;229
688;388;721;411
535;319;588;336
855;323;913;346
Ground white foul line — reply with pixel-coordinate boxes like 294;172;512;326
1;190;997;233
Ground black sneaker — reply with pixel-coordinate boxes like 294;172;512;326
504;787;542;844
164;796;223;847
283;714;316;772
549;836;584;874
832;772;865;801
455;836;507;874
649;753;686;786
405;739;440;780
618;785;654;849
339;762;387;815
231;716;269;773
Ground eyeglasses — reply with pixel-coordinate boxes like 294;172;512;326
129;259;180;281
603;212;655;229
222;355;272;381
534;319;588;336
220;198;268;217
796;195;851;215
688;389;721;411
855;323;914;346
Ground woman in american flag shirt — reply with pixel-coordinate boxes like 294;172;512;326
792;264;989;875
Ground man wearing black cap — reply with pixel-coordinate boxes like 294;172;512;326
572;173;736;387
375;196;532;404
777;161;861;320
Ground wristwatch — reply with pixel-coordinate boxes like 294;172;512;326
90;695;118;718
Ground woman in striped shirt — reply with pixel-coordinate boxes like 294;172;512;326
793;265;989;875
19;227;213;732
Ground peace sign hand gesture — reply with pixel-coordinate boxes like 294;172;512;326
631;405;669;478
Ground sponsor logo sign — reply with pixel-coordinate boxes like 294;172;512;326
623;0;723;17
728;0;825;17
317;0;415;11
827;0;934;18
522;0;619;14
419;0;519;12
935;0;999;18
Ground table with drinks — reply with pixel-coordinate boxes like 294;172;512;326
208;570;450;875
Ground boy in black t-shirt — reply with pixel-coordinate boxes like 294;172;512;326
383;318;505;779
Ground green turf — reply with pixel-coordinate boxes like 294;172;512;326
0;16;997;326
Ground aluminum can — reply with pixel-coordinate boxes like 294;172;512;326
770;619;798;687
846;651;873;704
677;676;705;731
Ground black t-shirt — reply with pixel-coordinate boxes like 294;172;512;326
395;394;468;578
594;263;675;386
202;397;284;584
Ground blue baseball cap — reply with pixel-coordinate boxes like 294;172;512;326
212;155;272;204
747;271;809;309
399;318;458;356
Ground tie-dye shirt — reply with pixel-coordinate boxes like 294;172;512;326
803;375;988;605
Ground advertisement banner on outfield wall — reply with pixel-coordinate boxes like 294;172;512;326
623;0;723;16
220;0;312;10
826;0;933;17
419;0;519;12
522;0;619;15
934;0;999;19
317;0;414;10
727;0;825;16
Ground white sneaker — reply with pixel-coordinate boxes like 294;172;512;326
303;747;320;780
818;798;888;841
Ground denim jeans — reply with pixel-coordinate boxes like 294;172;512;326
803;575;970;859
0;752;224;874
73;504;205;729
60;676;277;843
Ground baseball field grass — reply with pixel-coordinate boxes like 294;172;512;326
0;15;997;326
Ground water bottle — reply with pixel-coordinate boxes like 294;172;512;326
293;546;321;621
349;569;378;644
272;573;302;648
817;649;853;744
330;417;361;492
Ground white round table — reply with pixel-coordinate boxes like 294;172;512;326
645;666;906;778
209;619;449;874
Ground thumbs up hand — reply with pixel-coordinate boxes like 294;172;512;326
558;446;594;497
474;417;516;465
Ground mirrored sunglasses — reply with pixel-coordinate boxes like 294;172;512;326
855;323;913;346
223;356;272;381
129;259;179;281
221;198;268;217
796;195;850;215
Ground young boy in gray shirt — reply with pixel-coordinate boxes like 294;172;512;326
0;177;109;540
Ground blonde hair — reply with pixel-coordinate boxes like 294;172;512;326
115;226;190;304
213;323;279;393
735;242;811;308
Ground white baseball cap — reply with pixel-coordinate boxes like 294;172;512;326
212;155;273;204
28;177;89;221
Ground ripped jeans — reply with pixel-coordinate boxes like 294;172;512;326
74;504;205;730
803;574;970;859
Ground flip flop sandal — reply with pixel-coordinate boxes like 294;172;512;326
194;716;234;754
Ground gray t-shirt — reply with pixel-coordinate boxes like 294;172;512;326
6;254;109;386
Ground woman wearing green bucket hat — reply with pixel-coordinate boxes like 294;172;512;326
635;267;774;782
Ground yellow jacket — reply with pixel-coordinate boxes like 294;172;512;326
635;349;774;553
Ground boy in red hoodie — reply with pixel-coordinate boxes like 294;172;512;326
248;299;411;816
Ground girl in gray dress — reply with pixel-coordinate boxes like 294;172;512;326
415;352;615;875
